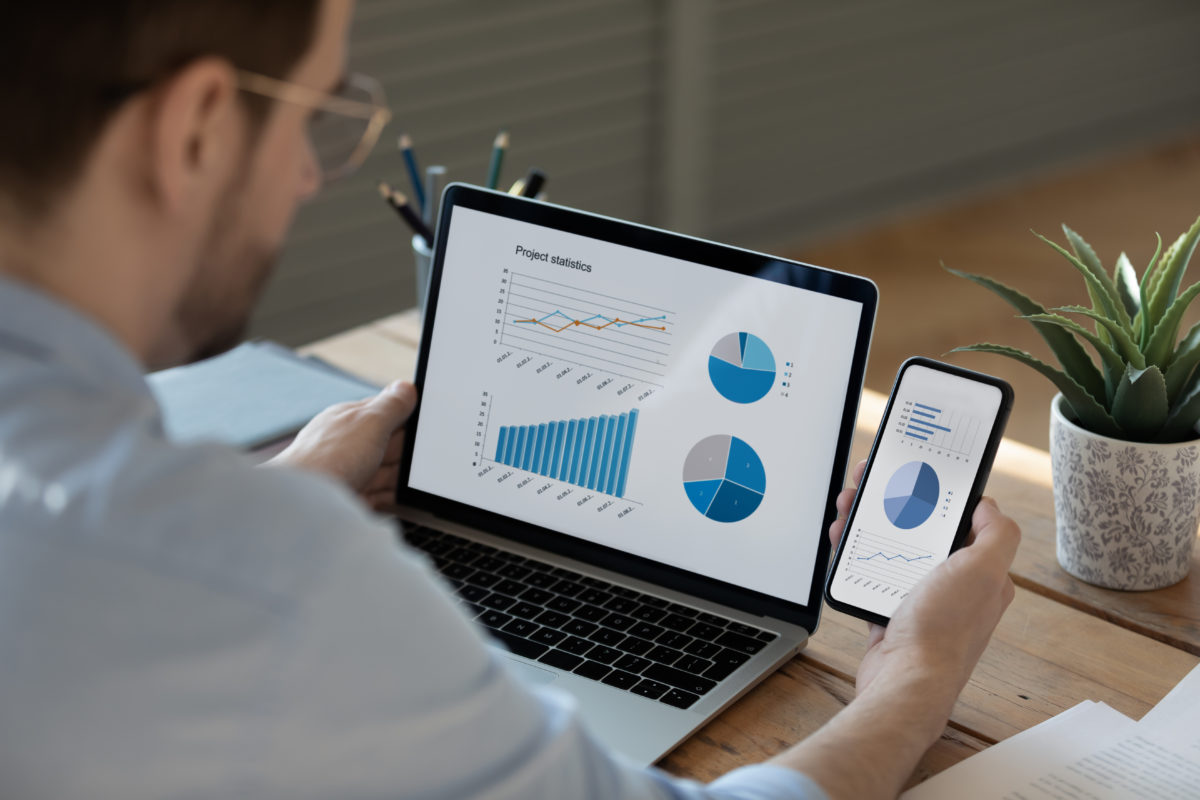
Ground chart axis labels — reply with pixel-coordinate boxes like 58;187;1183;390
683;434;766;522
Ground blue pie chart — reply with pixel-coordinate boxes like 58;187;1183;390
683;434;766;523
883;461;940;529
708;332;776;404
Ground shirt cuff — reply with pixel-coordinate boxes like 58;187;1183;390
707;763;831;800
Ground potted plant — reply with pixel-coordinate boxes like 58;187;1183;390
948;216;1200;590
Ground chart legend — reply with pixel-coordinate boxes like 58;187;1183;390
494;409;639;498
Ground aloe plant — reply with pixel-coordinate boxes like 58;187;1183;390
948;214;1200;443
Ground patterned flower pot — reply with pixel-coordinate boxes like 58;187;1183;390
1050;394;1200;590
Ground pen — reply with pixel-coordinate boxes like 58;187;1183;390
518;168;546;198
397;134;426;214
486;130;508;190
423;165;447;227
378;181;434;247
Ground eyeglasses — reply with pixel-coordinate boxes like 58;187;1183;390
236;70;392;181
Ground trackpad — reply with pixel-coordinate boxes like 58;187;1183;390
505;657;559;685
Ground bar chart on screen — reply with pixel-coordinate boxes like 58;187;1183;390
893;398;981;457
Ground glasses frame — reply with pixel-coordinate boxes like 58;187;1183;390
236;69;392;181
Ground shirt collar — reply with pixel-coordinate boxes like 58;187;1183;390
0;274;151;398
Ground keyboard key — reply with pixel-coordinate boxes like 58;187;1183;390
696;612;728;626
646;645;683;665
601;613;636;631
656;632;692;650
539;649;584;671
490;629;549;660
552;579;585;597
756;630;778;642
502;619;540;638
457;584;490;603
481;593;516;611
446;547;477;564
688;623;724;641
615;654;651;674
478;610;513;630
639;595;669;609
617;636;653;656
530;628;567;646
703;649;751;681
493;549;523;564
632;605;667;623
494;579;526;597
559;636;595;656
604;597;639;614
519;587;554;605
465;572;500;589
631;679;669;699
609;585;639;599
547;596;581;613
551;567;583;580
675;655;712;675
660;688;700;709
442;562;474;580
589;628;625;646
574;660;611;681
715;631;768;655
534;610;571;628
423;539;456;557
574;604;609;622
660;613;694;632
562;619;598;637
667;603;698;618
524;558;554;572
727;622;763;637
467;542;496;554
577;588;613;606
684;640;721;659
509;601;542;620
587;645;622;664
498;563;531;580
602;670;640;689
580;576;612;590
525;572;558;589
643;664;717;695
472;555;505;572
629;622;665;641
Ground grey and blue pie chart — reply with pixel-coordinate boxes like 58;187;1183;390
884;461;940;529
683;435;766;523
708;332;776;403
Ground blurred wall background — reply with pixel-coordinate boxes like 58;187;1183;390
249;0;1200;348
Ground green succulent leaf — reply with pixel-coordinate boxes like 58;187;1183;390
1135;233;1164;347
1165;320;1200;400
948;343;1122;437
1113;252;1140;320
943;266;1106;403
1020;313;1125;401
1036;231;1129;336
1144;279;1200;369
1157;378;1200;443
1052;305;1145;369
1111;364;1169;441
1061;224;1130;334
1146;215;1200;326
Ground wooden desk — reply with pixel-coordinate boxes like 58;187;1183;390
303;311;1200;788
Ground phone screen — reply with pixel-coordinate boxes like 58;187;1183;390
828;362;1006;621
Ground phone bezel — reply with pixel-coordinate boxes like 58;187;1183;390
823;356;1014;627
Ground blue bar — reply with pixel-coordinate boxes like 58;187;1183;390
586;416;608;489
592;416;615;491
914;403;942;413
559;421;577;480
578;417;598;486
604;415;627;495
495;428;508;463
905;432;929;441
536;424;551;475
515;428;527;468
506;426;520;464
908;424;935;436
911;410;935;419
920;422;952;432
616;409;638;497
522;426;536;470
550;421;567;477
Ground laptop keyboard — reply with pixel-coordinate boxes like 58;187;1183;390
403;525;778;710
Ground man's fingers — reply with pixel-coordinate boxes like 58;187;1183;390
850;459;867;487
835;486;856;516
366;381;418;431
382;428;406;465
968;497;1021;565
367;463;400;493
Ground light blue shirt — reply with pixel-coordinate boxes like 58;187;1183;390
0;275;828;800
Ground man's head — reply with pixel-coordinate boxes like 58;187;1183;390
0;0;359;367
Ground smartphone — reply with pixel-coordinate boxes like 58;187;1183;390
824;357;1013;626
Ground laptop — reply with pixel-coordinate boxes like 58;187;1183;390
396;184;877;765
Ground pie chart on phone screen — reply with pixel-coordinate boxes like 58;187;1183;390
883;461;939;529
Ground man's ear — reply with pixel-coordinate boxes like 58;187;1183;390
148;58;242;214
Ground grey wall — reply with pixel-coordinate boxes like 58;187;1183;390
250;0;1200;347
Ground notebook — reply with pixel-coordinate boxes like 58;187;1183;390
396;184;877;764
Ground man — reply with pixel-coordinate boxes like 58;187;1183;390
0;2;1020;797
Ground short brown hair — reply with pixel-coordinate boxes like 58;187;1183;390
0;1;321;221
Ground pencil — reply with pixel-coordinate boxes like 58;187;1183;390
486;130;508;190
398;134;426;214
378;181;434;247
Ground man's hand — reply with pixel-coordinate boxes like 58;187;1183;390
267;381;417;513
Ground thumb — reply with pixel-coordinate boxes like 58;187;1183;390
367;381;418;427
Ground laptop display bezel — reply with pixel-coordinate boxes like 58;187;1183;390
397;184;877;630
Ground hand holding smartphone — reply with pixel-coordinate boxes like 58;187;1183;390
825;357;1013;626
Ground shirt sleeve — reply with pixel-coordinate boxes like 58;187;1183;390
243;504;830;800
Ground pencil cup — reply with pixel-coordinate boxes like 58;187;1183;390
412;234;433;318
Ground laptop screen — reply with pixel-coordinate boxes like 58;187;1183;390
403;186;876;623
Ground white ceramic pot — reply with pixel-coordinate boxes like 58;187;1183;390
1049;394;1200;590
